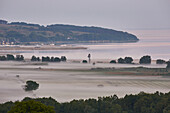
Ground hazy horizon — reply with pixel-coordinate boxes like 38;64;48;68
1;0;170;30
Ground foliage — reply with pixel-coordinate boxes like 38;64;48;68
42;56;61;62
118;58;125;63
61;56;67;62
0;56;7;61
7;54;15;60
156;59;166;64
0;92;170;113
0;101;14;113
139;55;151;64
0;19;8;24
31;55;40;61
124;57;133;64
118;57;133;64
110;60;116;63
166;61;170;69
82;60;88;63
24;80;39;91
0;54;24;61
8;100;55;113
16;55;24;61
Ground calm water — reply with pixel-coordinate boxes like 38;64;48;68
1;30;170;60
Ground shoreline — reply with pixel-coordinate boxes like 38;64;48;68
0;46;87;50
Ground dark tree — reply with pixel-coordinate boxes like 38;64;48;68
118;58;125;63
166;61;170;69
24;80;39;91
51;57;54;62
82;60;88;63
31;55;37;61
54;57;61;62
61;56;67;62
0;20;8;24
42;56;45;62
88;54;91;63
124;57;133;64
7;54;15;60
156;59;166;64
31;56;40;61
37;57;40;61
0;56;7;61
139;55;151;64
42;56;50;62
110;60;116;63
16;55;24;61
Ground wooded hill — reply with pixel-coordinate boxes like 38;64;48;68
0;19;139;43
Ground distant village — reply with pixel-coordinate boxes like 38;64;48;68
0;41;15;45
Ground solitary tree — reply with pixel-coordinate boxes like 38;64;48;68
88;54;91;63
82;60;88;63
139;55;151;64
24;80;39;92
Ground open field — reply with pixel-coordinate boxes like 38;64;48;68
0;61;169;103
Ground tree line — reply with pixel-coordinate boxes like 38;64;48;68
0;91;169;113
0;54;169;68
110;55;169;65
0;54;67;62
0;54;24;61
31;55;67;62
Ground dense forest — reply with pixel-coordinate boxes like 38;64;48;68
0;19;139;43
0;92;169;113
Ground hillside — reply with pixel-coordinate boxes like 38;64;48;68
0;20;139;44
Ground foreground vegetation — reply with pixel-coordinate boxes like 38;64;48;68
0;92;169;113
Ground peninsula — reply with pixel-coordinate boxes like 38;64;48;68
0;19;139;44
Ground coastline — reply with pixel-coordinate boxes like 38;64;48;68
0;46;87;50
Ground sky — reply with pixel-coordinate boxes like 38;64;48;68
0;0;170;30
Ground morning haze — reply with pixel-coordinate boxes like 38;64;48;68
0;0;170;30
0;0;170;113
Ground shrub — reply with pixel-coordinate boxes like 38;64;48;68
82;60;88;63
110;60;116;63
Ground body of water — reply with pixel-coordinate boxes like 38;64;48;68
0;30;169;61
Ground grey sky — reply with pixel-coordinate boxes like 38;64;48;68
0;0;170;30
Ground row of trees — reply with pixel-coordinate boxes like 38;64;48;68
31;55;67;62
0;91;169;113
0;54;24;61
0;54;169;66
110;55;169;65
